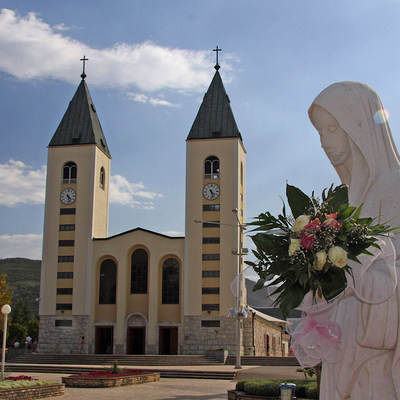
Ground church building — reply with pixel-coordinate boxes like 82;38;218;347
38;58;287;356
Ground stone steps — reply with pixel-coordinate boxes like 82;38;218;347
6;364;236;380
10;353;220;366
225;355;299;366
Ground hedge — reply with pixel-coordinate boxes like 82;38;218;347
235;379;318;399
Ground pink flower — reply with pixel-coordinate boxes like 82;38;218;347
300;234;317;250
301;218;322;234
326;212;338;220
323;213;342;231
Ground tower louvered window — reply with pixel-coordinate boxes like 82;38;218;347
204;156;220;179
63;162;77;183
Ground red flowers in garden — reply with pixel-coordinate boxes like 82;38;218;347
70;369;145;378
5;375;39;381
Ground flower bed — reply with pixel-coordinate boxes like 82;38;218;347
0;376;64;399
62;369;160;388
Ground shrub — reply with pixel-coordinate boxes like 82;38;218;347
235;380;245;391
111;360;120;374
244;380;280;397
235;379;318;399
304;381;319;399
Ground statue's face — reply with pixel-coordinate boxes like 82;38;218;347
311;105;351;167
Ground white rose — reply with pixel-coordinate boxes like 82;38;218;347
328;246;348;268
292;215;311;233
314;251;327;270
288;238;301;256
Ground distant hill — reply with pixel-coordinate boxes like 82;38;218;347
0;258;41;315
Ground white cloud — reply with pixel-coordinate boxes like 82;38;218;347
110;174;163;209
127;92;178;107
0;9;229;92
0;160;162;210
53;23;70;32
0;160;46;206
0;233;42;259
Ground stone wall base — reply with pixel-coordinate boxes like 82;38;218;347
38;315;89;354
0;384;64;399
183;315;239;355
62;372;160;387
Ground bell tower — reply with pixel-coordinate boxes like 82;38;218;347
183;55;246;354
39;65;111;353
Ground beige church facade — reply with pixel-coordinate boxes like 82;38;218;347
38;65;287;356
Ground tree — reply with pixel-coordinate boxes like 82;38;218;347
27;319;39;339
0;274;12;312
9;323;27;344
0;274;13;338
11;299;33;325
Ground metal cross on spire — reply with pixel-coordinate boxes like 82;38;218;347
213;46;222;71
80;55;89;79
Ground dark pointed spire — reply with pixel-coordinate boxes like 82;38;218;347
49;79;111;158
187;68;242;141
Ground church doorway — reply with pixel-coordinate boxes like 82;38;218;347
127;327;145;354
159;327;178;355
95;326;113;354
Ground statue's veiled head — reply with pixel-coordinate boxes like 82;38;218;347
309;81;400;205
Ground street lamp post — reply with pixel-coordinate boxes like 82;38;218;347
1;304;11;380
232;208;245;369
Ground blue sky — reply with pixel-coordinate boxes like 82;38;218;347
1;1;400;260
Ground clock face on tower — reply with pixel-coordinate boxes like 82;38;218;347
203;183;220;200
60;188;76;205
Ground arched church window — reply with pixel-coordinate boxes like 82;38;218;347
204;156;220;179
162;258;179;304
63;162;77;183
100;167;105;189
131;249;148;294
99;259;116;304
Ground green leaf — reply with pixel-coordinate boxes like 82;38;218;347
252;278;266;291
340;205;357;219
352;205;363;220
320;267;347;301
298;274;309;287
277;281;307;318
325;184;349;211
286;184;313;218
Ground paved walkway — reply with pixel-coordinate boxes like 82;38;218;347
7;365;303;400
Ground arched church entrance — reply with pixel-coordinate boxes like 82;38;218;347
126;313;147;354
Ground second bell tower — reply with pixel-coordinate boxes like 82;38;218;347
184;62;246;354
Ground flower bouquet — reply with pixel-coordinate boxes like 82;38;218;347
246;184;396;318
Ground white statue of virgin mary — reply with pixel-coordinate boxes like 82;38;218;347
303;82;400;399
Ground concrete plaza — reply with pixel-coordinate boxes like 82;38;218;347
17;365;303;400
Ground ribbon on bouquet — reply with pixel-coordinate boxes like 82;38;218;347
289;312;342;367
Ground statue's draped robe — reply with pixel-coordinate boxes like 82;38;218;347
302;82;400;399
